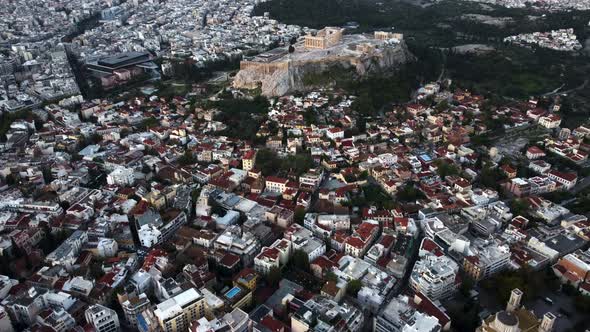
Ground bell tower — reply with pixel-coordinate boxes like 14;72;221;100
539;312;556;332
506;288;523;312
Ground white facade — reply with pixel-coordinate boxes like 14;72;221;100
97;238;119;257
121;293;151;329
299;170;323;189
377;153;398;167
546;170;577;190
85;304;120;332
409;254;459;301
138;224;162;248
285;224;326;262
373;295;441;332
538;115;561;129
107;167;135;186
254;247;280;275
46;230;88;270
317;214;351;232
265;176;288;193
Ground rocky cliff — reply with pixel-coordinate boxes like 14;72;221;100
233;37;414;97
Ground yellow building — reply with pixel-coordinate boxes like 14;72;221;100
154;288;207;332
222;285;253;311
242;150;256;171
233;268;258;290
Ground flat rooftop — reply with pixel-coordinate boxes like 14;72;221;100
98;51;150;67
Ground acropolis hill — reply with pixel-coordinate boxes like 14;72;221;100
233;28;413;96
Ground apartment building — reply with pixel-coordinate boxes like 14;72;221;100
154;288;207;332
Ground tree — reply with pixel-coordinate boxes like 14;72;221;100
479;164;506;190
120;128;130;138
434;160;460;179
471;134;491;147
344;173;357;183
479;267;557;305
460;274;475;298
89;261;105;280
325;271;338;282
294;207;306;225
42;167;53;184
574;294;590;313
303;108;317;125
292;250;310;272
255;149;282;176
346;279;362;297
446;298;481;332
255;149;314;176
351;91;376;116
266;266;282;287
140;117;159;130
396;183;424;202
4;174;17;185
358;170;369;180
281;153;314;176
510;198;530;217
435;100;450;111
141;165;152;174
178;150;195;166
0;254;11;276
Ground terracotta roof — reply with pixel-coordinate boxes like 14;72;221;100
260;315;286;332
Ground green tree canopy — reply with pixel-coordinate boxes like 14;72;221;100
266;266;282;287
292;249;310;272
346;279;362;297
434;160;460;179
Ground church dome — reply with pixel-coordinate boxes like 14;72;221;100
491;310;520;332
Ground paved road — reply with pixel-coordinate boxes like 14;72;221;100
542;79;589;97
528;290;581;331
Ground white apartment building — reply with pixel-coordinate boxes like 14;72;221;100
138;224;162;248
462;239;511;281
254;247;281;275
538;114;561;129
107;167;135;186
214;226;261;266
265;176;289;193
0;275;19;300
546;170;577;190
85;304;120;332
299;169;323;189
0;306;14;332
326;127;345;140
97;238;118;257
377;153;398;166
46;230;88;270
120;292;151;329
284;224;326;262
317;214;351;232
409;254;459;301
374;295;441;332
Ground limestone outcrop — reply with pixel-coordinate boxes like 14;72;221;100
233;33;414;96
